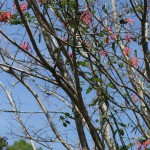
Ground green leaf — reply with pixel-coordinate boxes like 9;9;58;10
33;20;39;25
63;123;67;127
55;28;62;31
107;83;115;89
91;77;103;83
99;32;104;37
60;0;68;6
53;48;61;54
95;119;99;122
65;120;70;124
60;116;65;120
65;113;70;117
91;10;95;15
119;146;128;150
39;33;41;43
118;129;124;136
118;62;124;68
119;123;127;128
70;1;76;7
111;57;116;63
77;61;87;67
86;87;92;94
101;114;108;120
90;98;98;106
112;42;116;54
114;130;117;135
98;41;104;47
125;143;135;149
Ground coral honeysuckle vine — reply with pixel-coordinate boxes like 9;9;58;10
0;0;149;150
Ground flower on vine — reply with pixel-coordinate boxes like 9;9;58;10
133;95;138;103
105;36;109;43
110;34;116;40
84;40;91;49
0;12;6;22
68;53;73;59
98;50;107;56
123;47;132;56
104;27;116;40
125;34;133;43
20;2;28;11
14;1;28;11
80;10;93;25
129;56;140;66
21;42;31;51
0;11;13;22
61;37;67;42
137;139;150;150
125;18;135;23
105;26;112;33
61;37;67;46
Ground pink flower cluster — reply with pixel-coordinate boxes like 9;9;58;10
130;56;140;66
21;42;31;51
20;2;28;11
104;27;116;43
123;47;132;56
123;47;139;66
61;37;67;46
84;40;91;49
133;94;138;103
14;1;28;11
125;34;133;43
125;18;135;23
68;53;73;59
80;10;93;25
0;11;13;22
137;139;150;150
105;27;112;33
98;50;107;56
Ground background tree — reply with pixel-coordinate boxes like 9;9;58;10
7;139;42;150
0;137;8;150
0;0;149;150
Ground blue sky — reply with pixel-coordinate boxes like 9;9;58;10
0;0;149;150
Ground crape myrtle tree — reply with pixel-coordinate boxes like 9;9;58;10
0;0;149;149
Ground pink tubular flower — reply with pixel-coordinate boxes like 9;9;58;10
133;95;138;103
6;12;13;20
21;42;30;51
14;1;28;11
20;2;28;11
62;37;67;41
98;50;107;56
105;26;112;33
129;56;140;66
61;37;67;46
125;18;135;23
110;34;116;40
0;11;13;22
84;40;91;49
68;53;73;59
104;27;116;40
105;36;109;43
125;34;133;43
80;10;93;25
123;47;132;56
137;139;150;150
